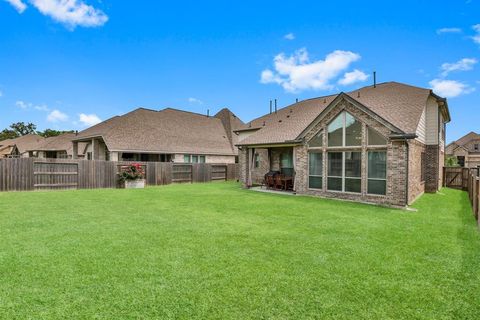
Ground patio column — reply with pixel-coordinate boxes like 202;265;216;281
72;141;78;159
247;148;253;187
91;139;97;160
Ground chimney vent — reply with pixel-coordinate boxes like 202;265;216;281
269;100;272;114
373;71;377;88
207;109;210;117
274;99;277;113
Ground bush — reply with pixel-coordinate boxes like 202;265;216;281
118;163;145;181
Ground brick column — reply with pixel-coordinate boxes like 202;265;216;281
425;145;439;193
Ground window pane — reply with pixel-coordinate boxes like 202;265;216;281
345;113;362;146
328;112;343;146
281;152;293;168
309;152;323;176
368;151;386;179
184;155;190;163
192;155;198;163
368;179;386;195
345;178;361;193
309;132;323;147
309;176;323;189
368;127;387;145
200;156;206;163
328;152;342;176
345;152;361;177
327;177;342;191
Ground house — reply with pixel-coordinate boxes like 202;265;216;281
236;81;450;207
446;132;480;168
27;133;87;159
0;134;45;158
71;107;244;163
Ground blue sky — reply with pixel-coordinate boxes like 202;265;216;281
1;0;479;143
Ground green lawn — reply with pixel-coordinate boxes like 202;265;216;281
0;182;479;319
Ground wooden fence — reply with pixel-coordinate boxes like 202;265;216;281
0;158;238;192
444;167;480;226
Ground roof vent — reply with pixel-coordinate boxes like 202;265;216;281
248;122;252;128
278;120;282;123
290;109;293;113
357;91;360;98
323;98;327;103
263;121;266;126
286;115;290;118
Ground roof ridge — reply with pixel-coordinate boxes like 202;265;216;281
163;107;214;118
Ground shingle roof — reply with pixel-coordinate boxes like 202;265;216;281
74;107;242;155
454;132;480;146
238;82;444;146
0;134;44;154
29;133;87;156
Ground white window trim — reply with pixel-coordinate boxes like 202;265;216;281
328;111;362;148
327;151;361;193
366;150;387;196
307;151;323;190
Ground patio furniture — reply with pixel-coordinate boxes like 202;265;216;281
274;174;285;190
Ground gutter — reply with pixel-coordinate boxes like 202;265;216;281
389;133;417;140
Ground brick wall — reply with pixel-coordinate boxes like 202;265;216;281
425;145;439;192
408;140;426;204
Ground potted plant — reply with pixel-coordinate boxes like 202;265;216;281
119;163;146;188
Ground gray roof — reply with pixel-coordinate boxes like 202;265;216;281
238;82;448;146
29;133;87;156
0;134;45;154
73;107;244;155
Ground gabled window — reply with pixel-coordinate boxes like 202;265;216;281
309;131;323;148
368;127;387;146
328;111;362;147
327;151;361;193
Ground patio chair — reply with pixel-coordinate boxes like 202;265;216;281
274;174;284;190
266;175;275;189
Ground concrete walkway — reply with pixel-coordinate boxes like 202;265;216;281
249;186;296;196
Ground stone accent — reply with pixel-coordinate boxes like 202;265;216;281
425;145;439;193
408;140;426;204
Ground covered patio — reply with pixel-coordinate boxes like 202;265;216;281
243;145;297;192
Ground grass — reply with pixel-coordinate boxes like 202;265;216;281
0;182;479;319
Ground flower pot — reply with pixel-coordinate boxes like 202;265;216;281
125;179;145;189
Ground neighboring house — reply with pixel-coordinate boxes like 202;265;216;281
236;81;450;207
446;132;480;168
72;107;244;163
0;134;45;158
28;133;87;159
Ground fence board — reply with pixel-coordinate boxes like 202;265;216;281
0;158;238;192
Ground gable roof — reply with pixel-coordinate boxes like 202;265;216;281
0;134;44;154
28;133;87;156
74;107;243;155
237;81;448;146
453;131;480;146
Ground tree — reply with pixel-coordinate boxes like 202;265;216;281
0;129;18;141
9;122;37;136
38;129;74;138
445;156;459;167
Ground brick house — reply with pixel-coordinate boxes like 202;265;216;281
71;107;244;163
445;132;480;168
236;82;450;207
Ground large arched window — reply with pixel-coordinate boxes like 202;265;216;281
328;111;362;147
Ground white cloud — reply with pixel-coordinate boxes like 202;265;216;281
4;0;27;13
284;33;295;40
472;24;480;44
338;69;369;86
16;100;31;109
188;97;203;105
429;79;474;98
5;0;108;28
47;109;69;122
79;113;101;126
34;104;49;111
260;48;362;92
440;58;477;76
436;27;462;34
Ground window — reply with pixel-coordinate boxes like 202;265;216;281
368;151;387;195
184;154;191;163
420;152;426;182
475;144;479;151
281;152;294;176
184;154;205;163
308;152;323;189
328;111;362;147
368;127;387;146
309;131;323;148
199;155;206;163
192;155;198;163
254;153;260;168
327;151;361;193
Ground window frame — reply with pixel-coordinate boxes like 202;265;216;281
367;150;387;196
327;151;362;193
367;126;388;147
308;151;323;190
327;111;362;148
